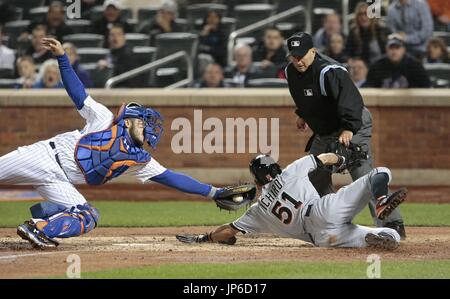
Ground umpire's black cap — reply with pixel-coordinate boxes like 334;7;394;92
286;32;314;58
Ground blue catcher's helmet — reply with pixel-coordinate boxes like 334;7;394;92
123;102;164;149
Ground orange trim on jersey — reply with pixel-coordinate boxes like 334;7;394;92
78;125;118;152
119;138;127;153
102;160;146;183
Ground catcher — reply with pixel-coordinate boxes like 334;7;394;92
0;38;235;249
177;153;407;250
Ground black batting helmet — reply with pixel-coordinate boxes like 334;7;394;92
249;154;282;186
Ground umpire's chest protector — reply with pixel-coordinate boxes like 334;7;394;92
286;59;341;135
74;119;151;185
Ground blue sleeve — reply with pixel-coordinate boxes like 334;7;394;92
150;169;213;197
56;53;88;110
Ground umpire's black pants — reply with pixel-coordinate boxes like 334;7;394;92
307;107;404;227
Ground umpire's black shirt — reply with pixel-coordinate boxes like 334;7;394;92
285;54;364;136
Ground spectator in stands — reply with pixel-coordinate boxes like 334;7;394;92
324;33;349;63
32;59;64;88
79;0;105;20
313;12;344;52
21;25;53;65
224;44;261;87
346;1;390;65
366;35;431;88
92;0;133;48
425;37;450;63
98;24;143;88
427;0;450;31
15;56;38;88
198;10;227;67
348;57;369;88
0;24;15;78
139;0;183;45
192;63;229;88
387;0;434;60
252;27;287;76
25;1;73;42
62;42;93;87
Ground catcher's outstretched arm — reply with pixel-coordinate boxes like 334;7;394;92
150;169;219;198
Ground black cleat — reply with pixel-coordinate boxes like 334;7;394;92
385;221;407;240
376;188;408;220
17;221;58;249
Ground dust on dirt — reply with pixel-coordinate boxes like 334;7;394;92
0;227;449;278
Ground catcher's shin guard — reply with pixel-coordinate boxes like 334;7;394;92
39;205;100;238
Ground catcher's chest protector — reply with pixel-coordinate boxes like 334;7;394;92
75;119;151;185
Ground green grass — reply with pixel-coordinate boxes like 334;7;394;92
63;260;450;279
0;201;450;228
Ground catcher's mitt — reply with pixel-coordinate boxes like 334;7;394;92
327;140;369;173
213;184;257;211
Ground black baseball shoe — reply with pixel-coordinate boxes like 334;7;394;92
365;232;399;250
385;221;407;240
376;188;408;220
17;221;59;249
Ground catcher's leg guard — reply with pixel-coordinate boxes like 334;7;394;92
37;204;100;238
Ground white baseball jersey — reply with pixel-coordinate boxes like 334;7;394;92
232;157;401;248
0;96;166;207
232;155;321;241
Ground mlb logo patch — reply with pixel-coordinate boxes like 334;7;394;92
291;40;300;47
304;89;313;96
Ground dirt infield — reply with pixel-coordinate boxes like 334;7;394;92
1;227;449;278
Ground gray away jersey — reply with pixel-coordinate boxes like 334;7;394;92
232;155;321;240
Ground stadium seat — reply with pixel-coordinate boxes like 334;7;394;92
246;78;288;88
65;19;92;34
220;17;237;38
138;6;160;23
424;63;450;83
13;0;45;19
154;67;181;88
233;4;275;29
174;18;189;32
77;48;109;64
154;32;199;59
125;33;150;47
275;0;308;24
11;7;24;21
312;7;335;34
186;3;228;30
0;68;15;79
89;5;133;22
28;6;48;22
4;20;31;49
312;0;342;13
81;63;113;88
0;79;18;88
433;32;450;46
132;46;156;65
276;22;302;38
63;34;104;48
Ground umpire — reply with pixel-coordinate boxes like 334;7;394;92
284;32;406;238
